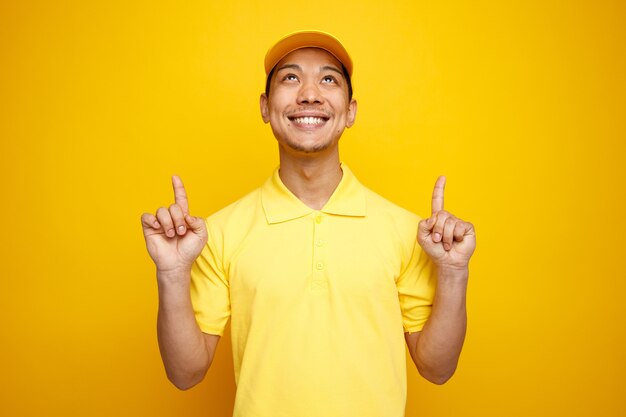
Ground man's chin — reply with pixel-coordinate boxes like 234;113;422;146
283;139;333;155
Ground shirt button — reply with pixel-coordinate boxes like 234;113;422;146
315;262;324;270
315;239;324;247
315;215;322;224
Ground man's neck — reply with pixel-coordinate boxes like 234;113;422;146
278;149;343;211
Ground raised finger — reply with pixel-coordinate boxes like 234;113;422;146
172;175;189;214
442;216;458;250
431;175;446;215
156;207;176;238
169;203;187;235
141;212;161;230
431;210;452;243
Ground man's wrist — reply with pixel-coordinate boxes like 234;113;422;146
157;268;192;289
436;264;469;283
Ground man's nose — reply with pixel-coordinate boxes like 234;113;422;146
297;81;323;104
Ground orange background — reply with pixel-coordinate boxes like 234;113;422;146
1;1;625;416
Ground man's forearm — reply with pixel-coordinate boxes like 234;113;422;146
156;269;211;390
414;266;468;384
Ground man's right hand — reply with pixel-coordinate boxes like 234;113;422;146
141;175;208;276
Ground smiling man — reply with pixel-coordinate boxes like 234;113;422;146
141;31;476;417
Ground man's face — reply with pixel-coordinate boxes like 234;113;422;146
260;48;357;155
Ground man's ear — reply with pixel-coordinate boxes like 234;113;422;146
346;98;357;128
260;93;270;123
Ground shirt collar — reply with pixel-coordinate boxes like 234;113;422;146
261;163;367;224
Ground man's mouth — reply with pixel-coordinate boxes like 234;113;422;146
288;116;328;125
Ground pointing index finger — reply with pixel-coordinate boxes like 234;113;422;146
431;175;446;215
172;175;190;214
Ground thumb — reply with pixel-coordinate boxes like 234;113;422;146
417;216;434;241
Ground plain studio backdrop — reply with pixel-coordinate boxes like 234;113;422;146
1;1;625;416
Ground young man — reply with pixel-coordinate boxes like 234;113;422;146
141;31;475;417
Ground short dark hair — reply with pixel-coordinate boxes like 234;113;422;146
265;63;353;101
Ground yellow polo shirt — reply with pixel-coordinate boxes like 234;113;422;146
190;164;436;417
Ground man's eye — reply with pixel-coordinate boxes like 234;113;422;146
283;74;298;81
322;76;336;83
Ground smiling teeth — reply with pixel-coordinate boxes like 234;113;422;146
293;117;325;125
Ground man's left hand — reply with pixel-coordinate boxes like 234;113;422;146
417;176;476;270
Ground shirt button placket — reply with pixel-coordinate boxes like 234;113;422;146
311;212;328;291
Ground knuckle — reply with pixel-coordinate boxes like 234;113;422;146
157;211;172;223
142;213;154;225
155;211;164;219
437;211;450;221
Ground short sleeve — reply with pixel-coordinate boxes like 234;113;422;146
396;236;437;334
190;218;231;336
